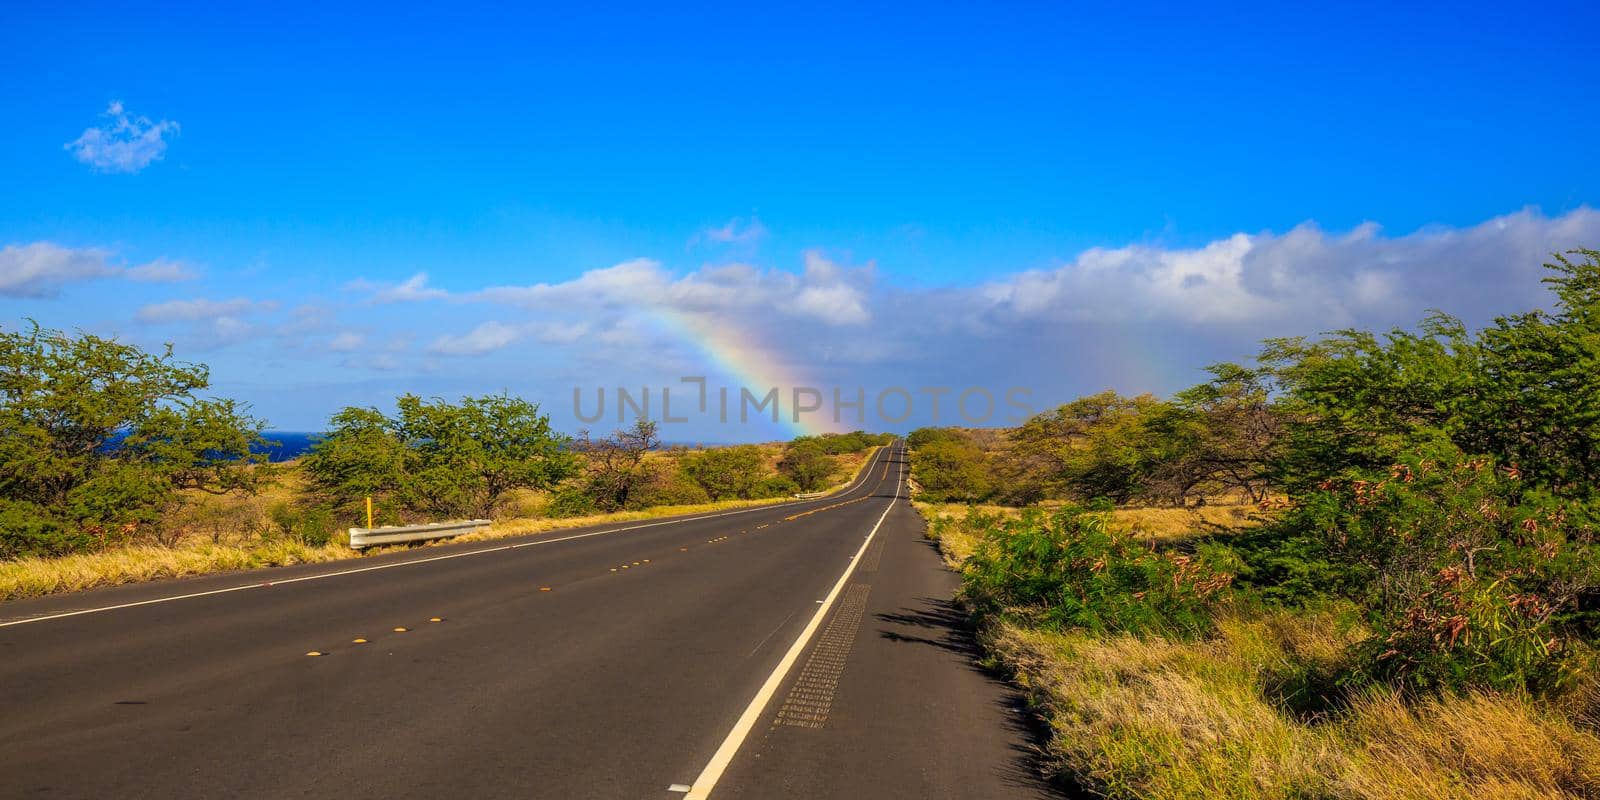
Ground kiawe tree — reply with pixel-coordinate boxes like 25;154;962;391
0;323;269;557
304;393;576;520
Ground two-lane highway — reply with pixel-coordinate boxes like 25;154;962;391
0;443;1050;798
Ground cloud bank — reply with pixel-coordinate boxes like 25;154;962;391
8;206;1599;433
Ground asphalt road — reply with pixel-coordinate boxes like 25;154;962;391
0;443;1052;799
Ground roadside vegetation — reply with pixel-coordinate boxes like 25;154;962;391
0;325;889;599
914;250;1600;799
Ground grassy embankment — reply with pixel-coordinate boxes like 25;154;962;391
0;446;880;602
916;500;1600;800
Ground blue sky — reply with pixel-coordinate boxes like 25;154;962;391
3;1;1599;438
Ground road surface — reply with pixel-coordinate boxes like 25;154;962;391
0;443;1052;799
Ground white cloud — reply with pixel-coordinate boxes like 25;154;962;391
473;251;873;327
64;101;180;174
327;331;366;352
0;242;192;297
124;258;199;282
135;297;278;323
427;321;524;356
694;216;768;246
345;272;449;303
970;206;1600;330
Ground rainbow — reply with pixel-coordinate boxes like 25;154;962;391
649;308;846;438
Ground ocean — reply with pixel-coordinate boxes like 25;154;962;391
257;431;321;461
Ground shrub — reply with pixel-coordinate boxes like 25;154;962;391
1274;444;1600;694
544;488;597;518
755;473;799;498
681;445;768;500
269;502;340;547
961;505;1235;638
631;470;711;508
0;499;81;558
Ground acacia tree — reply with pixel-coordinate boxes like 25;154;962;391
304;393;575;520
0;323;268;557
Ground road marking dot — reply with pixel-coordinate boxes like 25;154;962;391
305;651;323;657
393;627;408;632
679;547;688;551
539;586;552;592
643;559;650;563
667;785;691;793
429;617;442;622
352;638;367;644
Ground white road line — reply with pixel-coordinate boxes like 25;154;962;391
0;445;895;629
681;444;904;800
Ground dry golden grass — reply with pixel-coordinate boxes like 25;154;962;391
1109;499;1271;541
0;446;883;602
913;501;1600;800
988;616;1600;800
0;540;352;601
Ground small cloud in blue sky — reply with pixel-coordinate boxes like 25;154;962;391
346;272;449;304
693;216;767;247
63;101;179;174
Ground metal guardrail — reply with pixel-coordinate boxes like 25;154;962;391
348;519;491;550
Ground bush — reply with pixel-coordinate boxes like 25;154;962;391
961;505;1235;638
268;502;340;547
681;445;768;500
755;473;799;498
544;488;597;518
631;470;711;508
0;499;82;558
1268;445;1600;694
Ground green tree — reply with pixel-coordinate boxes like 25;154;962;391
911;436;990;502
304;393;575;520
777;440;837;492
0;323;268;557
300;406;406;515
